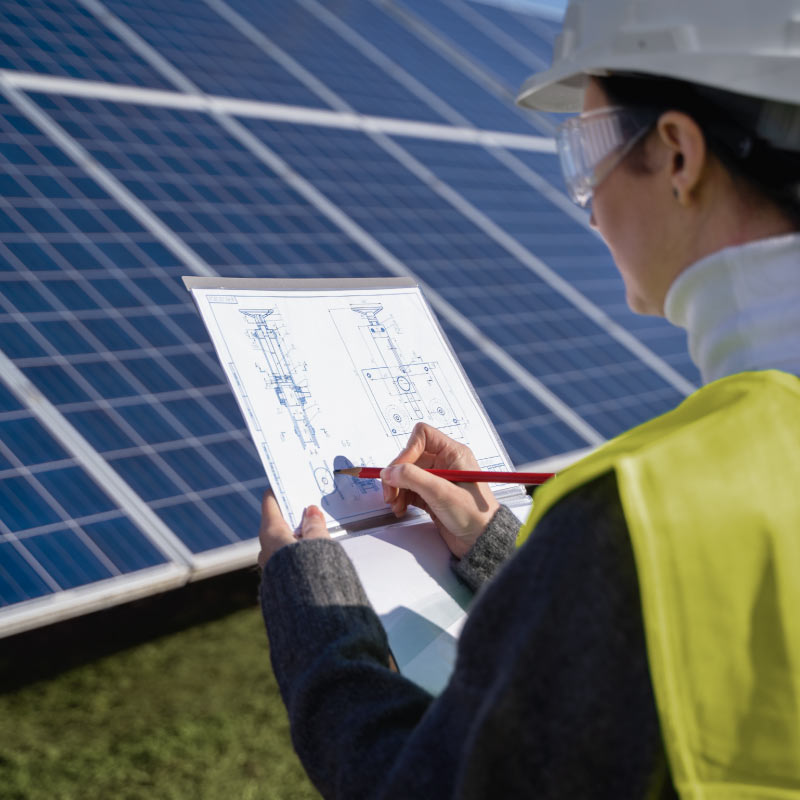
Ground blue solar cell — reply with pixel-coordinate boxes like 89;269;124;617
22;528;114;589
0;541;53;606
82;517;166;573
162;397;226;437
0;320;47;358
205;440;263;483
21;365;92;405
81;318;139;351
105;0;332;108
0;383;22;413
167;353;221;388
310;0;539;133
0;0;173;86
73;361;137;400
8;241;58;270
119;356;181;394
156;500;237;553
0;474;62;532
35;466;117;519
65;409;137;453
392;0;539;91
115;403;181;446
1;417;70;466
110;454;182;502
462;1;559;65
159;446;226;493
36;321;93;356
203;491;260;538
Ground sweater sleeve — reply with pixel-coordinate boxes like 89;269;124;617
261;471;675;799
451;504;521;592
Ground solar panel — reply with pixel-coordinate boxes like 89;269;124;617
0;0;699;635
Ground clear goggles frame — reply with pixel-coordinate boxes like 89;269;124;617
556;106;658;207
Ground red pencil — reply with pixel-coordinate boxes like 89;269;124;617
334;466;554;485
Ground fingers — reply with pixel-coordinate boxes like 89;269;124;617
258;490;295;569
383;422;474;505
295;505;329;540
381;462;455;514
260;490;292;537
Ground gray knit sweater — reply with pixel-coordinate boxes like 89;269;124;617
261;471;677;798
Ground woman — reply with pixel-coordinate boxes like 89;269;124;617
258;1;800;796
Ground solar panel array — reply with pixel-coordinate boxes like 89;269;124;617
0;0;699;636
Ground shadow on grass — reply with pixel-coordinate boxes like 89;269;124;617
0;567;262;694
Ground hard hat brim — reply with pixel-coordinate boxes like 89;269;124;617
517;52;800;112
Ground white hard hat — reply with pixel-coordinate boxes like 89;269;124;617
517;0;800;112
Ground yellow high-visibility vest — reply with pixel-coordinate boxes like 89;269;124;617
518;370;800;798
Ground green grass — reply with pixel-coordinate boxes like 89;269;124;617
0;572;320;800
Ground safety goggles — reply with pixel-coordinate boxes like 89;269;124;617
556;106;658;207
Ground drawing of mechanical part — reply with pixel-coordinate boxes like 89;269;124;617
240;309;320;451
351;305;461;438
365;364;460;436
313;462;347;500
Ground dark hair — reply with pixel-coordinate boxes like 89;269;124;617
596;74;800;229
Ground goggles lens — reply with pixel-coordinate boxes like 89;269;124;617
556;106;657;206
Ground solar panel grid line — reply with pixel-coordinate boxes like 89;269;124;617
439;0;550;71
207;112;605;445
2;69;558;152
376;134;697;396
201;0;352;114
288;0;471;127
0;348;194;566
0;76;217;279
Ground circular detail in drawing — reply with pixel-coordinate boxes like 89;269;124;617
385;404;411;432
314;467;333;493
428;398;447;417
396;376;412;393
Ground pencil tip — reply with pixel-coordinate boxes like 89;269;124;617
333;467;360;476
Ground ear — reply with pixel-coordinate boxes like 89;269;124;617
655;111;707;204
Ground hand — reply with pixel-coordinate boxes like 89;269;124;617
380;422;499;559
257;491;330;569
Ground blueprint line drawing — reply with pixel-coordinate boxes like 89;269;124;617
238;307;348;517
336;303;465;443
240;308;319;452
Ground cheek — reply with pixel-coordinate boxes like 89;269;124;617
592;192;655;311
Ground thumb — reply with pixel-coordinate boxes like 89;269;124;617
299;505;328;539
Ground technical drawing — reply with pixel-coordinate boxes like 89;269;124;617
238;307;361;518
340;303;464;442
240;308;320;452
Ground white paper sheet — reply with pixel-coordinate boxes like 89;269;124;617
189;283;523;530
